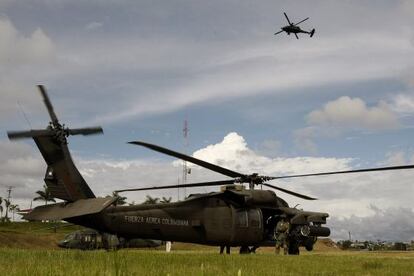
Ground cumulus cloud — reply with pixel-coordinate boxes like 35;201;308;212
0;141;44;207
256;139;281;158
0;18;56;120
306;96;399;130
295;96;400;154
0;17;55;66
388;94;414;115
329;206;414;241
191;132;351;176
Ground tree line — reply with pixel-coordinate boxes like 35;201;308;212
33;185;172;206
0;185;173;222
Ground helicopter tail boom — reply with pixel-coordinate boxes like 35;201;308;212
23;197;117;221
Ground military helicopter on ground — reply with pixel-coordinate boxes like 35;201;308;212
8;86;414;255
274;12;315;39
58;229;162;250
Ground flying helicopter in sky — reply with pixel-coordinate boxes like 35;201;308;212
274;12;315;39
8;86;414;255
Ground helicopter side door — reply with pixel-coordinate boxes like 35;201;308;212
231;208;263;245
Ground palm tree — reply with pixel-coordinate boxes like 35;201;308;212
3;199;10;222
0;197;3;219
112;192;127;205
143;195;159;204
9;204;19;222
33;185;56;205
160;197;172;203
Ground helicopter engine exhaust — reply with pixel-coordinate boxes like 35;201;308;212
299;225;330;237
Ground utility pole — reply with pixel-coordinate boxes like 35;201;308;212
6;187;12;202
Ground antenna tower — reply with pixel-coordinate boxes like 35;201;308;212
182;119;190;198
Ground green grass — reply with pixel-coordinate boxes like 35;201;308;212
0;222;81;234
1;223;413;275
0;249;413;276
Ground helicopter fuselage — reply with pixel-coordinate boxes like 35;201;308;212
282;25;309;34
66;189;330;251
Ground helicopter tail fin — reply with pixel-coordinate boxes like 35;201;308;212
310;29;315;38
33;135;96;202
7;86;100;202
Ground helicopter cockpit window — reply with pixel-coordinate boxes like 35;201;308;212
236;210;248;228
65;233;75;240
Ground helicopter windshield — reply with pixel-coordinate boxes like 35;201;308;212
64;233;76;241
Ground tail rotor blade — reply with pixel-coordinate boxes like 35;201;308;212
68;127;103;136
7;129;53;140
37;85;59;124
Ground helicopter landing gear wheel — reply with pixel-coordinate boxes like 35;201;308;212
239;246;250;254
220;245;231;254
288;242;300;255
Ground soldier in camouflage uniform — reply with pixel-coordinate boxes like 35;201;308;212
274;215;290;255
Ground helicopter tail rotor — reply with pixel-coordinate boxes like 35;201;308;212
310;29;315;37
7;85;101;202
7;85;103;144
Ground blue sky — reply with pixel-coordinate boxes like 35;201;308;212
0;0;414;241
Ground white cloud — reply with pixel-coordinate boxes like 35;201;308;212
329;206;414;241
294;127;318;155
0;17;55;65
85;22;103;31
388;94;414;115
257;139;281;157
295;96;401;154
191;132;351;176
306;96;400;130
0;18;56;120
384;151;407;166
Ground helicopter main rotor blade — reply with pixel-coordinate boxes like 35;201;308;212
294;33;299;39
273;164;414;180
68;127;103;136
284;12;292;25
37;85;59;124
294;17;309;26
128;141;244;178
262;183;317;200
115;179;235;193
7;129;53;140
274;30;284;35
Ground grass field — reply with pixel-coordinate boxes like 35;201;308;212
1;249;414;275
1;223;413;275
